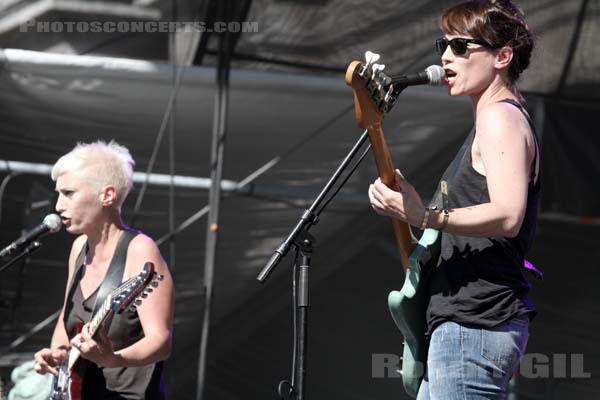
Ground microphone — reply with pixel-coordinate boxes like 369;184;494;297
390;65;446;87
0;214;62;258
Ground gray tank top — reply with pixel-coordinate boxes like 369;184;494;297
425;99;540;336
63;232;165;399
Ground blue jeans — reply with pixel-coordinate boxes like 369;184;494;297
417;317;529;400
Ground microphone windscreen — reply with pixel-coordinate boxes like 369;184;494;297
43;214;62;232
426;65;446;86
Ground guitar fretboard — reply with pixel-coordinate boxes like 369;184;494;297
88;274;140;337
88;293;113;336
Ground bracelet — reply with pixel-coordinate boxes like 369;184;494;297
420;208;430;230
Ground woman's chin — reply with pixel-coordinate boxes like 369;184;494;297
64;225;80;235
447;86;467;97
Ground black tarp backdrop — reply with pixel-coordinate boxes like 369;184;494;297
0;0;598;399
541;98;600;216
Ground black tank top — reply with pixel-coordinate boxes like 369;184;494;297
63;233;166;399
425;99;540;336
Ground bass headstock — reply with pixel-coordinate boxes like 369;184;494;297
345;51;400;129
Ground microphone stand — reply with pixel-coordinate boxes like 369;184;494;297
0;241;43;274
256;129;371;400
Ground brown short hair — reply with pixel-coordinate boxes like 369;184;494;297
441;0;534;85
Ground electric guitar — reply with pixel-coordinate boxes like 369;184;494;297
49;262;163;400
345;52;441;398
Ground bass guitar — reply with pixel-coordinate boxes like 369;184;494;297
49;262;163;400
345;52;442;398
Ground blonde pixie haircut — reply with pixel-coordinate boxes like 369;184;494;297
52;140;135;208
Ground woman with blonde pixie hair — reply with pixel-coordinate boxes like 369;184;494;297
369;1;539;399
51;140;134;210
35;140;174;399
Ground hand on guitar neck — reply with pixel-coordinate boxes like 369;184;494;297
70;322;119;368
368;169;428;228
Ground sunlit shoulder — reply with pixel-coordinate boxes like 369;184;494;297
476;100;531;143
125;233;169;278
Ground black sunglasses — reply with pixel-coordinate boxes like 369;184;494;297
435;37;495;56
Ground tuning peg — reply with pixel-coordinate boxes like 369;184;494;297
135;299;142;306
150;281;159;288
384;92;392;105
141;293;148;299
364;51;380;66
383;86;399;111
360;51;381;78
372;63;385;77
379;72;391;87
129;306;137;312
156;274;164;281
144;288;153;293
377;73;392;101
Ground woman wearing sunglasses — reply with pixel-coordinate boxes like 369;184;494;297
369;1;539;399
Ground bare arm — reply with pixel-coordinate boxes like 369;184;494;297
369;102;536;238
428;103;535;237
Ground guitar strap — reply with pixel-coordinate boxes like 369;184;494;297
64;229;139;334
91;229;140;331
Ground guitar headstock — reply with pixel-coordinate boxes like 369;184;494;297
110;262;164;314
345;51;400;129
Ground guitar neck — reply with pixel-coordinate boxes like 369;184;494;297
88;293;114;338
67;294;114;371
64;266;155;373
367;122;416;270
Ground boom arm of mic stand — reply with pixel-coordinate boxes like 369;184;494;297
256;129;370;283
0;241;43;274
